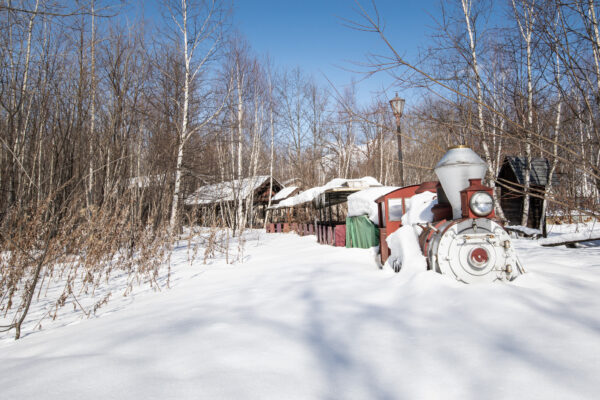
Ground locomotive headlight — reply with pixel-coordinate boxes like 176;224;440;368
469;191;493;216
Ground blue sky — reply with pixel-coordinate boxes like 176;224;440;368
131;0;442;107
233;0;440;106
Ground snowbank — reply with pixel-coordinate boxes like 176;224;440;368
504;225;542;239
546;221;599;234
506;225;542;237
385;191;437;274
402;191;437;225
539;230;600;246
2;227;600;399
347;186;398;224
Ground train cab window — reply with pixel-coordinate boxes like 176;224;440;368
388;198;403;221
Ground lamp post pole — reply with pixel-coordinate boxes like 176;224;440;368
389;94;406;187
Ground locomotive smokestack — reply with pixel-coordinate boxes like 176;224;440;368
434;146;487;219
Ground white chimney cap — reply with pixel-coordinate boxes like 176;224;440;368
434;146;487;219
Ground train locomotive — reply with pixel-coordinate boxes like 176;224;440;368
380;146;525;284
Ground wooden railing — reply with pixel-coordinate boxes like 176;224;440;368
265;222;346;247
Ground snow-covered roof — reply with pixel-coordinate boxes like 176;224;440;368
272;177;381;209
185;176;273;206
271;186;298;202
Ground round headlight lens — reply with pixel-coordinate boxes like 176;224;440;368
470;191;493;216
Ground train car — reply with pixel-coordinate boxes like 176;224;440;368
381;146;525;283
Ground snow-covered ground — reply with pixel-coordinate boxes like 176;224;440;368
2;229;600;399
540;221;600;245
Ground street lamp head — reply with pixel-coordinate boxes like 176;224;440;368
389;93;405;118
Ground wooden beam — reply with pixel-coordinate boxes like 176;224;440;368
540;237;600;247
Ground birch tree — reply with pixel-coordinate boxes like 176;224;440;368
512;0;537;226
305;80;329;186
264;60;276;229
162;0;227;232
460;0;506;219
279;68;309;180
87;0;96;211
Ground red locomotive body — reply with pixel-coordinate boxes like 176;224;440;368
380;146;525;283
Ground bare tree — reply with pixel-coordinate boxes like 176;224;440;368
160;0;228;232
511;0;537;226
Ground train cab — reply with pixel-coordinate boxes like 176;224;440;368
375;182;437;265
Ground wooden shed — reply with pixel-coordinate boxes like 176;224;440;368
266;178;382;242
185;176;283;227
497;157;558;230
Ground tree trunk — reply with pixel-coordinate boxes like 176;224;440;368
170;0;191;233
87;0;96;212
462;0;505;219
235;61;244;233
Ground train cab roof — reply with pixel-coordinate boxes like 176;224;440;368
374;184;422;204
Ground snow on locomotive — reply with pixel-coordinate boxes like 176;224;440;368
377;146;525;284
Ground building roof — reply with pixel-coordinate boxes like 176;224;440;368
271;177;382;209
271;186;299;202
185;176;278;206
502;157;559;187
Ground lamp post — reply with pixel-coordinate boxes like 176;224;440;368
389;93;406;186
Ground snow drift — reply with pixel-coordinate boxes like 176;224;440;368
385;191;437;274
2;228;600;399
